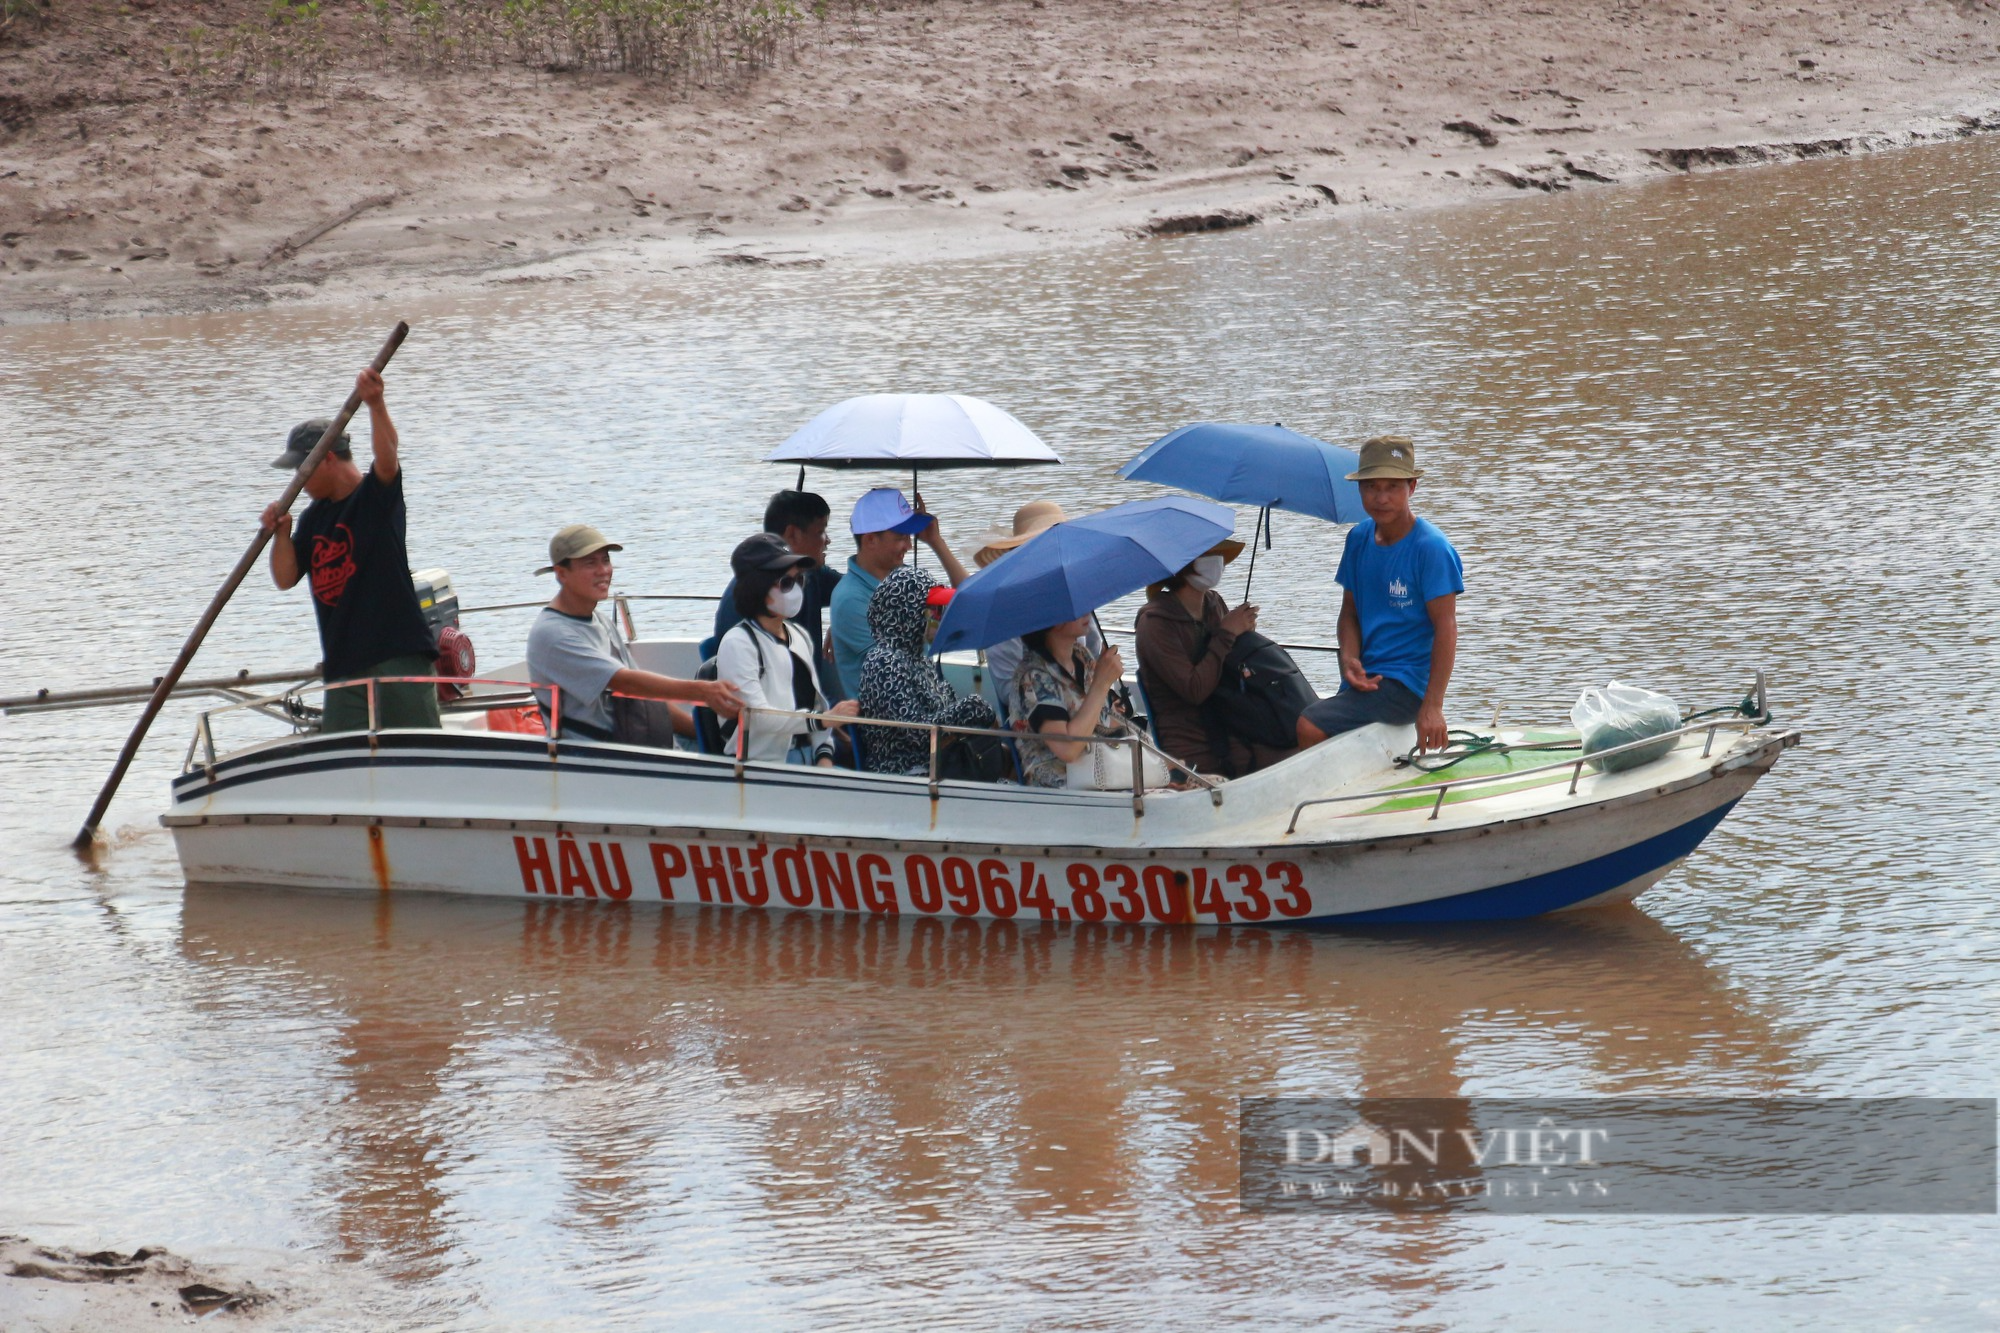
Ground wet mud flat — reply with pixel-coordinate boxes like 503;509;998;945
0;1236;271;1327
4;0;2000;322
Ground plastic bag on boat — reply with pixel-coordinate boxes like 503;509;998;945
1570;681;1681;773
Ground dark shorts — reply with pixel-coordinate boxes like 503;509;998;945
323;653;444;732
1300;676;1422;739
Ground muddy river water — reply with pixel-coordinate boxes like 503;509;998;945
3;136;1998;1328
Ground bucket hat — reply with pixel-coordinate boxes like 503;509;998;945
1344;435;1422;481
537;524;623;574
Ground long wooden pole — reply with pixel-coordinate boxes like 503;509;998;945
73;321;410;851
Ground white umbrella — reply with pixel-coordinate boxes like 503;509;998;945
764;394;1060;475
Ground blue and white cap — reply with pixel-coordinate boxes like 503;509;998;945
849;487;932;536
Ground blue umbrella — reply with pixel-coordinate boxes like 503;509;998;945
931;497;1236;655
1116;422;1366;596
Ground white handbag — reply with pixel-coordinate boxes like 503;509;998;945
1065;724;1173;791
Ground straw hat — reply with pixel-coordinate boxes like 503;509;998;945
973;499;1069;567
1146;538;1247;600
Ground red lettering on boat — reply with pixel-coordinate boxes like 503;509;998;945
904;854;944;914
514;836;555;895
811;849;859;911
1143;865;1190;923
1103;863;1145;923
1017;861;1055;919
772;845;813;907
1269;860;1310;918
589;842;633;901
977;858;1017;918
726;845;752;905
940;856;980;916
556;835;596;898
857;853;898;914
1065;863;1107;922
741;844;773;907
686;843;731;903
1191;867;1234;923
1225;864;1270;920
647;842;685;899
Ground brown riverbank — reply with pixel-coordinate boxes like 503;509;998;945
3;0;1999;324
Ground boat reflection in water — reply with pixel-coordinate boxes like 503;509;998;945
178;888;1800;1313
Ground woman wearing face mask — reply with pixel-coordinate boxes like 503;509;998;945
1135;539;1293;777
716;533;860;766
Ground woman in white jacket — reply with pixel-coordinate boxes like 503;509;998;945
716;533;859;765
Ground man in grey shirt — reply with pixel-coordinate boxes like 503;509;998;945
526;525;740;741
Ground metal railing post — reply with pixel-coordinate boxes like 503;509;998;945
366;678;379;754
615;596;636;640
1129;737;1145;817
927;724;941;800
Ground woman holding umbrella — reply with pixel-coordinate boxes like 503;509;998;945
1134;539;1296;778
1010;617;1127;788
929;496;1238;788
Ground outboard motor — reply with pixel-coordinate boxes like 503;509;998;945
412;568;475;701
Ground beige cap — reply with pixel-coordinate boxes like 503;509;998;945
973;499;1069;567
537;523;623;575
1345;435;1423;481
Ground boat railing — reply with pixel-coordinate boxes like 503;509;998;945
177;677;1215;814
1282;713;1775;834
182;676;559;777
729;704;1222;814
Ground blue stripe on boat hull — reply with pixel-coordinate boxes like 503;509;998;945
1313;799;1742;924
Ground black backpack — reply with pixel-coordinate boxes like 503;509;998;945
1198;628;1319;759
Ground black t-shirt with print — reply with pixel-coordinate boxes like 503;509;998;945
292;468;437;679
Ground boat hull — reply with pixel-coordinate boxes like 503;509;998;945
163;730;1789;924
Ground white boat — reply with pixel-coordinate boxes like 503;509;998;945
159;637;1799;925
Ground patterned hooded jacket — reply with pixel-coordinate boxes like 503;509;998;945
856;567;999;775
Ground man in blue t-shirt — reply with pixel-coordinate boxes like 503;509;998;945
1297;435;1463;754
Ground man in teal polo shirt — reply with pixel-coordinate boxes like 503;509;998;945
829;488;968;691
1296;435;1463;754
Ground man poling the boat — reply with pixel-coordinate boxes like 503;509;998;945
260;365;443;734
526;525;742;743
1295;435;1463;755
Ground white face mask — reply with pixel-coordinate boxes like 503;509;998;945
1183;555;1225;591
768;581;805;619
